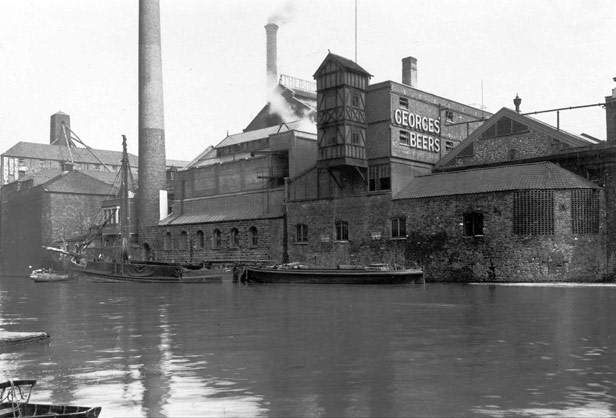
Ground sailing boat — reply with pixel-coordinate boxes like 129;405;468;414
67;136;222;283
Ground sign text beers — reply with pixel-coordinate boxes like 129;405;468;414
393;108;441;153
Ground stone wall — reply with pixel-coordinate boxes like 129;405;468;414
395;191;607;282
287;193;407;267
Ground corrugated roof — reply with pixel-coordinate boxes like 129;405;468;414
394;162;600;200
215;120;316;149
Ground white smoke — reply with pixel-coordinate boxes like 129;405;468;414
268;0;297;25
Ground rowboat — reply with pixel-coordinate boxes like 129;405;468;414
243;263;424;284
0;380;101;418
29;269;70;283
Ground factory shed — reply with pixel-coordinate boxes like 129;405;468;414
392;162;605;282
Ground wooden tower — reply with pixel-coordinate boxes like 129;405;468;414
313;53;371;170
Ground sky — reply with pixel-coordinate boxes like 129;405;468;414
1;0;614;162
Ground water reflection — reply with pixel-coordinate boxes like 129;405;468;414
0;277;615;417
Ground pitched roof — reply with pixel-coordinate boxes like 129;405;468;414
394;162;601;200
215;120;316;149
2;141;184;168
436;107;594;169
313;52;372;78
2;142;137;167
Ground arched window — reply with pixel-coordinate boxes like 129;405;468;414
196;230;205;248
248;226;258;247
335;221;349;241
213;229;222;249
179;231;188;250
296;224;308;243
230;228;240;248
164;231;172;250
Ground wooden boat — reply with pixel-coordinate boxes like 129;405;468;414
243;263;424;284
51;136;222;284
70;259;222;284
0;380;101;418
29;268;70;283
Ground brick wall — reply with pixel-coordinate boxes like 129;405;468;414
140;218;284;264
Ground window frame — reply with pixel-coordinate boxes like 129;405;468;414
391;217;407;239
335;221;349;241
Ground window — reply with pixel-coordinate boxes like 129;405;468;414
463;212;484;236
179;231;188;250
335;221;349;241
351;129;361;145
213;229;222;249
445;110;454;123
391;217;406;238
324;127;338;145
196;230;205;248
514;190;554;235
324;90;337;109
164;232;172;250
400;130;410;146
481;117;529;139
351;91;360;108
103;207;119;225
296;224;308;243
445;140;454;152
369;165;391;191
230;228;240;248
399;97;409;109
572;190;600;234
248;226;258;247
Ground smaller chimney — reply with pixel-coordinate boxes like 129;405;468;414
513;94;522;113
265;23;279;99
50;111;70;146
401;56;417;87
606;78;616;143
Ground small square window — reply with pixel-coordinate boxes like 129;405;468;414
400;130;410;146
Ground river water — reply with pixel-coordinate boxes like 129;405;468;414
1;276;615;417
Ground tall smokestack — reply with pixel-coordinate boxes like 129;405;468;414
138;0;167;232
265;23;279;99
401;56;417;87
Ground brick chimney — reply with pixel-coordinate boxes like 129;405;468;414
606;78;616;144
265;23;279;99
50;111;70;146
402;56;417;87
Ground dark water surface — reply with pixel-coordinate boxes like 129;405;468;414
1;276;615;417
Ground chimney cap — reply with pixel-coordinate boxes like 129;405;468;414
513;94;522;113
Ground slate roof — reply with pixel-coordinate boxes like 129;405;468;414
3;142;137;167
2;141;186;168
394;162;601;200
159;207;283;226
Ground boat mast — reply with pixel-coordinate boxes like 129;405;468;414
120;135;130;266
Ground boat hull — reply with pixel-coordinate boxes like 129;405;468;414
30;271;71;282
0;402;101;418
244;267;424;284
71;260;222;283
